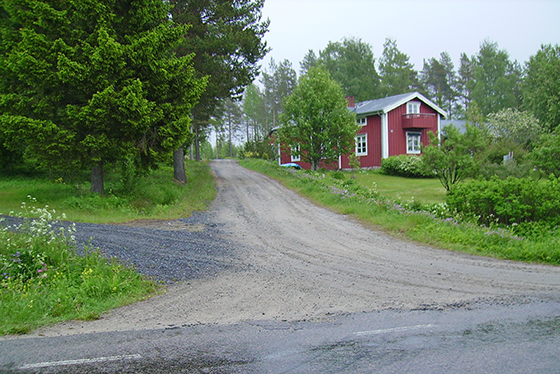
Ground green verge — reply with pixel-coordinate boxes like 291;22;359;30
0;160;216;224
0;161;216;335
0;212;157;335
239;159;560;266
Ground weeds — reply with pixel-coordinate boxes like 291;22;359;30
0;199;156;335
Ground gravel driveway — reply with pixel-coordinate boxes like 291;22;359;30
21;159;560;336
72;213;240;284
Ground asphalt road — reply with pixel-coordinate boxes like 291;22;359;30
2;301;560;373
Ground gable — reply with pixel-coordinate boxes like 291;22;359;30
352;92;447;119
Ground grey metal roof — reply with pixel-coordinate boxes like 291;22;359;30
441;119;467;133
351;92;447;118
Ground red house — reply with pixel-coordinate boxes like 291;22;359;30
278;92;447;169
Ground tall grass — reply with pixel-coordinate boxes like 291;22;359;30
240;159;560;265
0;205;157;335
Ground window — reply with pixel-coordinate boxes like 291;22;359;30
290;145;300;162
407;101;420;114
406;132;421;154
357;117;367;126
355;134;367;156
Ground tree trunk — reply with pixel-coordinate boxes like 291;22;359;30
173;146;187;184
194;128;200;161
215;131;219;159
228;112;233;158
311;160;318;171
90;161;104;194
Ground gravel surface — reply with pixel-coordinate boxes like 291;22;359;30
5;159;560;338
1;212;240;284
72;213;241;283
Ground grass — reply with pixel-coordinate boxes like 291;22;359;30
0;161;216;335
0;208;157;335
239;159;560;266
353;171;446;204
0;161;216;223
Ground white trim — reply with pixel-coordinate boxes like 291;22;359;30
290;145;300;162
406;131;422;154
355;133;368;156
383;92;447;118
381;113;389;159
277;143;281;165
339;154;342;169
357;117;367;126
406;101;421;114
437;114;441;142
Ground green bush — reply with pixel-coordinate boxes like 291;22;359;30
381;155;433;178
330;170;345;180
447;177;560;229
241;139;276;160
478;160;536;180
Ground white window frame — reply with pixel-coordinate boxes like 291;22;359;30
357;117;367;126
406;132;422;154
407;101;421;114
355;134;368;156
290;144;300;162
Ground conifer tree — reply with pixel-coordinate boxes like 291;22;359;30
0;0;206;192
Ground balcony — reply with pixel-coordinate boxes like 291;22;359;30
402;113;435;129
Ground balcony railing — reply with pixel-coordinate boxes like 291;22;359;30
402;113;436;128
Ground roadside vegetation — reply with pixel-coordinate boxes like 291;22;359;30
239;158;560;266
0;206;157;335
0;161;216;335
0;161;215;224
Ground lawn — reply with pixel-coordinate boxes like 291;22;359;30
353;170;446;204
0;161;216;223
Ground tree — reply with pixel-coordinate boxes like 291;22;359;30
299;49;318;76
242;83;267;142
522;44;560;132
421;52;458;118
378;38;420;97
317;37;380;102
213;98;243;158
531;127;560;177
279;66;358;171
471;40;521;116
0;0;206;193
169;0;269;163
456;52;475;118
487;108;544;149
422;125;476;191
261;58;297;132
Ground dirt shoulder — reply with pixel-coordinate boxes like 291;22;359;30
29;160;560;337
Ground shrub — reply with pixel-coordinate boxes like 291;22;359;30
330;170;345;180
447;177;560;229
381;155;433;178
241;139;276;160
478;159;536;180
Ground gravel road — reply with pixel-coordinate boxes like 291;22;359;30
24;160;560;336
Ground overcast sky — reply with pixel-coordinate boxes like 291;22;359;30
260;0;560;75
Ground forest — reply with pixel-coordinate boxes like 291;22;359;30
223;38;559;163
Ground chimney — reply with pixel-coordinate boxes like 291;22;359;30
346;96;355;108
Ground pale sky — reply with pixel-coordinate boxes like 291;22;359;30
260;0;560;75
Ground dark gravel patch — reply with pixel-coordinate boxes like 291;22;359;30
1;212;240;284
